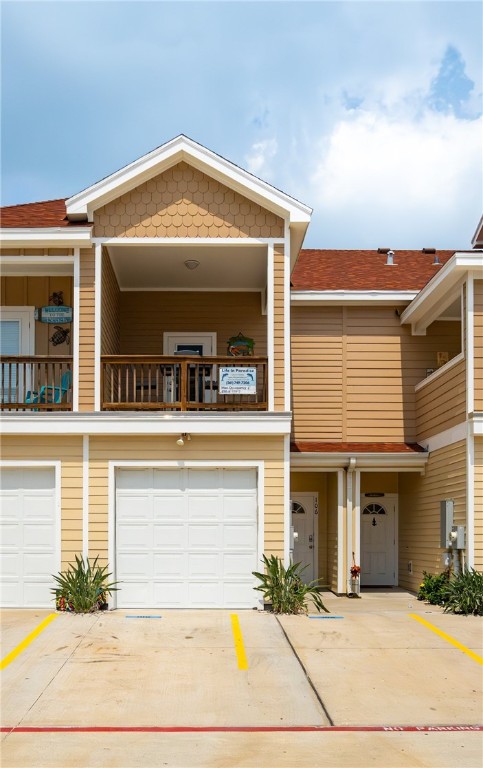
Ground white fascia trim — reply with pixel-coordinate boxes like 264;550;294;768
0;254;75;265
0;230;92;248
73;249;80;411
414;352;465;393
290;452;428;470
466;275;474;415
471;213;483;247
94;244;102;412
401;252;482;330
470;414;483;436
67;136;312;223
0;460;62;576
95;237;283;246
1;412;293;436
291;290;416;305
418;421;467;453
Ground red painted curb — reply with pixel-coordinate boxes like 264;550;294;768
1;725;482;734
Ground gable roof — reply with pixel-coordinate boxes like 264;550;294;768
292;249;457;291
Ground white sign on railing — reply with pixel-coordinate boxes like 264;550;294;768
219;367;257;395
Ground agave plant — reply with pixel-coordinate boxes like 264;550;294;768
52;555;119;613
253;554;328;614
442;568;483;616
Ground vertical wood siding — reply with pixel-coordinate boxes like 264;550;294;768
474;280;483;412
101;251;120;355
93;162;284;239
291;304;462;443
88;436;285;565
0;436;83;569
79;248;96;411
398;440;466;591
273;246;285;411
475;438;483;570
119;292;266;355
1;275;73;355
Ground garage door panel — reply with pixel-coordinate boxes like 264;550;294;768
189;581;221;607
117;495;152;519
188;553;220;577
223;581;256;607
186;469;219;490
117;523;151;548
188;524;222;549
0;581;20;605
188;495;221;519
223;495;257;519
153;469;183;490
23;524;56;548
153;523;186;548
0;523;21;548
23;581;55;607
153;553;186;577
0;553;20;577
117;552;151;577
223;470;257;490
121;580;152;606
0;494;22;518
223;553;257;578
153;495;187;519
23;494;55;520
116;469;152;490
153;581;186;606
224;524;257;549
23;552;57;578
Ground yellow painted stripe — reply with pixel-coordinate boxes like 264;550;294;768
230;613;248;670
1;614;58;671
409;614;483;666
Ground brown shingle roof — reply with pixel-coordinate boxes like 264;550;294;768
0;199;90;228
292;249;457;291
291;442;426;454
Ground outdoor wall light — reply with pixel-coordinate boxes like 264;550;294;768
184;259;200;270
176;433;191;447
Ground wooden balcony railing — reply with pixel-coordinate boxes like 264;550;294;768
0;356;73;411
101;355;268;411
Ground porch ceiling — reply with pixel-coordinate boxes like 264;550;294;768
107;244;268;291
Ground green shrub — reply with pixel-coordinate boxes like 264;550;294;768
253;554;328;614
52;555;119;613
442;568;483;616
417;571;449;606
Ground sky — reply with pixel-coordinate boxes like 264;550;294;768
1;0;482;249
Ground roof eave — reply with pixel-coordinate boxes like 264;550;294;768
291;290;417;305
0;228;92;248
290;451;428;470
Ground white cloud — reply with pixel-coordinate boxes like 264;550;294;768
245;138;278;179
308;109;482;248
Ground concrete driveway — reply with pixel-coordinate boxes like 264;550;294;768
1;591;482;767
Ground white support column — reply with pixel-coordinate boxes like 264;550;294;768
82;434;89;561
283;222;291;411
94;243;102;411
346;458;356;593
466;275;475;568
73;248;80;412
354;469;361;570
284;434;291;566
337;469;345;594
267;243;274;412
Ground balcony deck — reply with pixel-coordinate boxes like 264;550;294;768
0;356;73;411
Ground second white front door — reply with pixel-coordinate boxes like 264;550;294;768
291;493;317;583
360;494;397;586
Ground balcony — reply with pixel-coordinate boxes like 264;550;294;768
102;355;268;411
0;356;73;411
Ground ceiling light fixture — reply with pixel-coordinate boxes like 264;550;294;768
184;259;200;270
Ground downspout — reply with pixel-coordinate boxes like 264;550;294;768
346;457;356;594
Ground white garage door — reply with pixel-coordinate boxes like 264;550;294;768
0;468;58;607
116;467;258;608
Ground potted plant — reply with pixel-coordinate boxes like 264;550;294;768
349;556;361;597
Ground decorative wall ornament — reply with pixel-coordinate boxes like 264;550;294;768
50;326;71;346
227;332;254;356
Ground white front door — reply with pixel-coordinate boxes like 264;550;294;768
116;467;258;608
291;493;318;583
0;468;58;607
360;494;397;586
